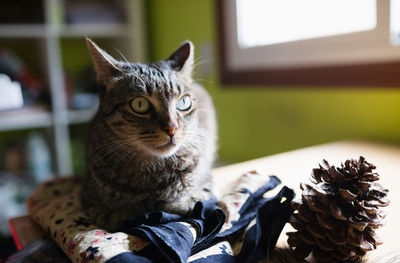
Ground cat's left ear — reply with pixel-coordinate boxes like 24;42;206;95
167;40;194;76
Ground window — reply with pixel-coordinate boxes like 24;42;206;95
217;0;400;86
237;0;377;48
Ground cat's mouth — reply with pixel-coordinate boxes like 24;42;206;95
157;140;174;149
154;138;177;153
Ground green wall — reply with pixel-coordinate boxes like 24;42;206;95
146;0;400;163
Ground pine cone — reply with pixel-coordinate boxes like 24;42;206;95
287;156;389;262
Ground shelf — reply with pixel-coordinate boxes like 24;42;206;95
67;107;98;124
0;23;129;38
0;0;146;175
0;24;46;38
0;106;52;131
0;106;98;131
59;24;129;38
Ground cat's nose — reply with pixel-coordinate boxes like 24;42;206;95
165;127;175;136
163;126;177;136
162;119;179;136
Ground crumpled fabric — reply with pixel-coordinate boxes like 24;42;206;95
113;176;294;263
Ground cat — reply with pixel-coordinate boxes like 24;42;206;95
81;38;217;231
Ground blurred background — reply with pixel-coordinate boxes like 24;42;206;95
0;0;400;259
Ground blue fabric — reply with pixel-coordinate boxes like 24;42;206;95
108;176;294;263
191;185;295;263
236;186;294;263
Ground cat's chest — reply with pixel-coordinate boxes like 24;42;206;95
114;153;198;186
127;155;196;178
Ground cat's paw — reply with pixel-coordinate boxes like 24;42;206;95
86;206;132;231
163;200;196;216
164;188;213;216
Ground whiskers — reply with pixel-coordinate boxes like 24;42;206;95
193;56;214;69
193;78;214;84
115;48;146;88
181;128;211;152
89;122;148;164
91;136;139;164
89;120;212;168
115;48;134;71
193;57;215;84
196;108;215;113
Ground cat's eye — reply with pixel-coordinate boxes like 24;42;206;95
130;97;151;114
176;95;192;111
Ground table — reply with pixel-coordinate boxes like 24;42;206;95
212;140;400;262
10;141;400;262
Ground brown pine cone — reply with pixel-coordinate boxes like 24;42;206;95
287;156;389;262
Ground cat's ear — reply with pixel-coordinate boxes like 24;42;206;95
167;40;194;76
86;38;120;85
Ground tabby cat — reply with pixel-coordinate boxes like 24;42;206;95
81;38;217;231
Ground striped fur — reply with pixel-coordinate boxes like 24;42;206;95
81;39;217;231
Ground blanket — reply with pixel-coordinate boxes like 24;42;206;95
27;171;294;263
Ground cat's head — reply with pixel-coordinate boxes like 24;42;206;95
86;38;200;157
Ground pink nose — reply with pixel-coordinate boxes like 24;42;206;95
164;127;177;136
167;127;175;136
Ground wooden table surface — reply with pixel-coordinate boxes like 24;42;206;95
212;140;400;262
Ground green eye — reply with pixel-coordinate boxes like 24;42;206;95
176;95;192;111
130;97;151;114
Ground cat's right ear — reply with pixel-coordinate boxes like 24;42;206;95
167;41;194;77
86;38;120;85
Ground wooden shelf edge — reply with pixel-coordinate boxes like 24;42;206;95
0;107;99;131
67;107;97;124
0;24;47;38
0;23;129;38
0;107;53;131
59;23;129;38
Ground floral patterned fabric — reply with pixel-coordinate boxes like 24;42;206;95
27;171;294;263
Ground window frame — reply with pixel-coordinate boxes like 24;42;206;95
216;0;400;87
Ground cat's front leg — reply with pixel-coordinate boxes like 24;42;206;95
86;205;135;231
163;186;213;216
